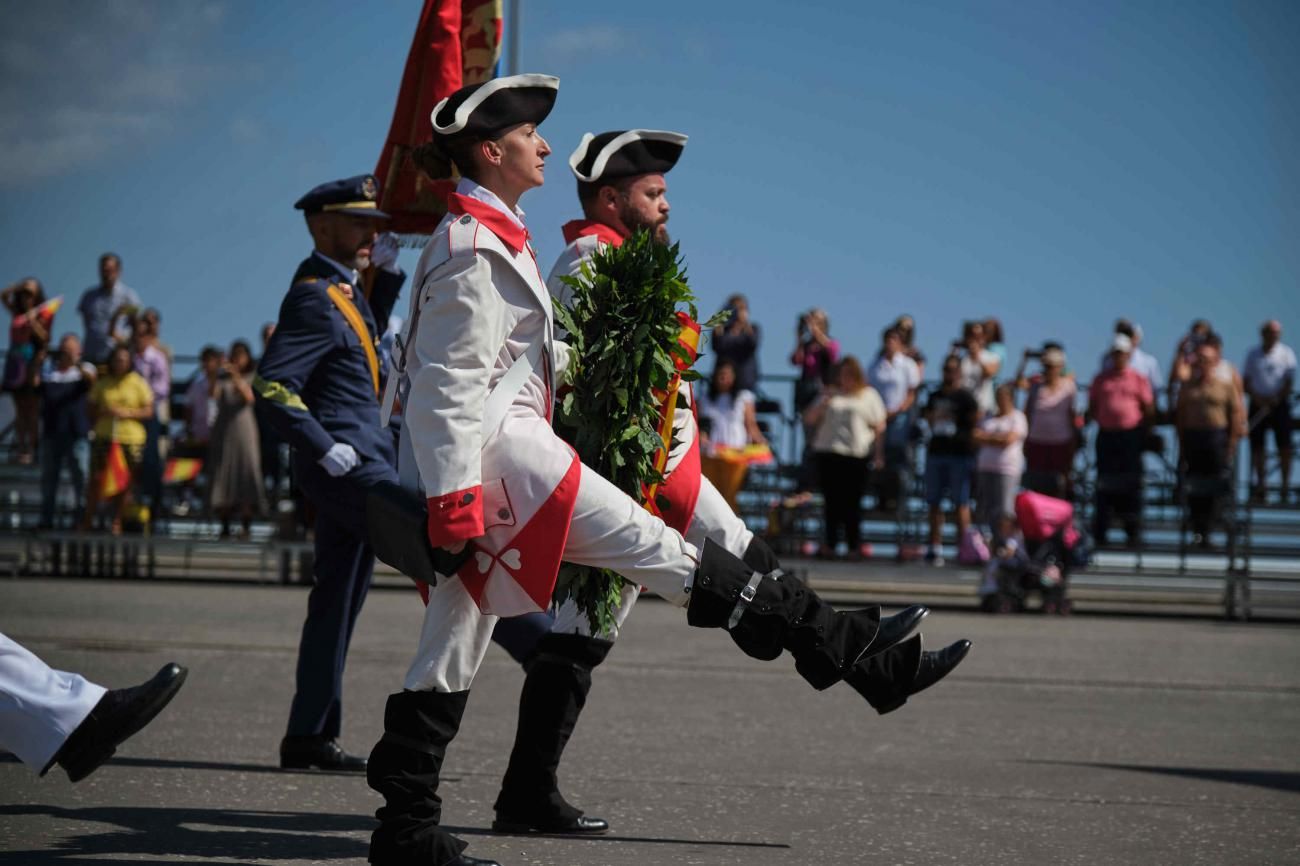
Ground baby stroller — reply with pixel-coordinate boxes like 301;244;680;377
979;491;1080;614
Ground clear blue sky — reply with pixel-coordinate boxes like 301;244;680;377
2;0;1296;393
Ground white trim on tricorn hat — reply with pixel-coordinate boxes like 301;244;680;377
568;129;689;183
430;73;560;136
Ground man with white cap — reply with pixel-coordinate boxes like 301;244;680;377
1100;319;1162;396
366;75;966;866
1089;333;1155;545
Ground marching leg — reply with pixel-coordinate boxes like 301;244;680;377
492;633;614;834
0;633;106;772
687;539;929;690
563;465;937;693
492;579;639;835
368;689;472;865
369;577;501;865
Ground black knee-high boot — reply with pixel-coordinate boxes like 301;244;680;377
688;539;925;690
742;535;971;711
368;689;471;865
844;634;973;714
492;633;612;834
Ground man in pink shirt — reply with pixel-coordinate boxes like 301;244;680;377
1088;334;1154;546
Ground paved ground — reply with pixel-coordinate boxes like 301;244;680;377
1;577;1298;866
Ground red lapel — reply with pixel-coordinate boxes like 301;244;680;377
447;192;529;254
561;219;626;248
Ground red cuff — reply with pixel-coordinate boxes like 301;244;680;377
427;486;484;549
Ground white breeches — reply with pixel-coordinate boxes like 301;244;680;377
547;474;756;641
0;632;106;771
404;462;700;692
687;474;755;556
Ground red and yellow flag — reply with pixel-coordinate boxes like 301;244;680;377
374;0;504;235
163;457;203;484
100;442;132;498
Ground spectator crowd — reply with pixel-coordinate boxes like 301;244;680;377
3;254;281;536
2;262;1296;561
689;297;1295;564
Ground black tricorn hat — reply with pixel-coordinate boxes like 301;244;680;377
430;73;559;142
568;129;688;183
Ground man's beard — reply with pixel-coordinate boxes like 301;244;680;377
619;204;670;245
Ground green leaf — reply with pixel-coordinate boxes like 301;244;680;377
548;228;711;631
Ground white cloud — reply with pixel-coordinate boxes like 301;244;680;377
538;24;632;66
0;1;236;186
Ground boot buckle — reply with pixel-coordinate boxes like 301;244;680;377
727;571;765;630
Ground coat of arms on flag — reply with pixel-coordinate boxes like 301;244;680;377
374;0;504;238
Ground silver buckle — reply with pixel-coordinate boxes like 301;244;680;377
727;571;766;630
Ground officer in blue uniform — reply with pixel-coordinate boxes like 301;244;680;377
254;174;406;770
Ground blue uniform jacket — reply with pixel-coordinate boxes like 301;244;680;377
254;252;405;467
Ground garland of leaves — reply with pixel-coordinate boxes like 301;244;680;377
551;228;720;635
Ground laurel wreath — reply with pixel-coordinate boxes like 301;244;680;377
551;229;721;635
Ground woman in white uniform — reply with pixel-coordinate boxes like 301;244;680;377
365;74;969;866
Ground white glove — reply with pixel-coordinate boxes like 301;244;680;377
371;232;401;274
318;442;359;477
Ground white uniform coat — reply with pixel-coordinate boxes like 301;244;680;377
398;185;580;616
395;192;703;691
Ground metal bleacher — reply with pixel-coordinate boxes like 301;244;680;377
738;378;1300;620
2;370;1298;620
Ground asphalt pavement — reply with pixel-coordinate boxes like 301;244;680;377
2;577;1298;865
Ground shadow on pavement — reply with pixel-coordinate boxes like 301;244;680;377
1024;760;1300;794
448;825;789;849
0;805;371;863
1;752;377;778
0;804;790;860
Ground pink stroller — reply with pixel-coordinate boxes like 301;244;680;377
980;491;1079;614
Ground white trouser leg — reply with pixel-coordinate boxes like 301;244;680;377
404;578;499;693
0;632;106;771
405;463;700;687
561;463;699;607
551;474;749;640
687;474;755;557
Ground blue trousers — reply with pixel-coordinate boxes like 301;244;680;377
286;457;394;738
39;433;88;527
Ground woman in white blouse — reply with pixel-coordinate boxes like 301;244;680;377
803;356;887;559
696;360;765;452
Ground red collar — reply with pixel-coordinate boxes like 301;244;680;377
447;192;530;254
561;219;626;248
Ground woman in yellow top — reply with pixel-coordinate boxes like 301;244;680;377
84;344;153;533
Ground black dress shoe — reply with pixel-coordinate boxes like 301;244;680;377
279;736;367;771
909;639;972;699
861;604;928;661
449;855;502;866
53;662;188;782
492;814;609;835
